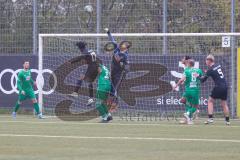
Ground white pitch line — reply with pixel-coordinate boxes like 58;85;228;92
0;134;240;143
0;120;240;128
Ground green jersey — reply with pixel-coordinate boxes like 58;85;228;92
17;69;34;92
98;65;111;86
183;67;203;91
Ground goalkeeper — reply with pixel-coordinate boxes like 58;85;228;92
173;59;203;124
104;28;130;106
96;64;112;123
71;41;100;106
12;61;44;119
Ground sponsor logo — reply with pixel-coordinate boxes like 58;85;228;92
0;69;57;95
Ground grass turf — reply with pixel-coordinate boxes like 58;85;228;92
0;115;240;160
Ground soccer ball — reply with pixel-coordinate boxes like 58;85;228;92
84;5;93;13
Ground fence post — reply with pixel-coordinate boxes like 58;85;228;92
162;0;167;55
96;0;101;54
32;0;37;55
230;0;236;118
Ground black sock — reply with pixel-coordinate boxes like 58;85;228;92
208;114;213;119
88;83;93;98
225;116;230;122
74;80;82;92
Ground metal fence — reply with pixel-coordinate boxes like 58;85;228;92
0;0;239;54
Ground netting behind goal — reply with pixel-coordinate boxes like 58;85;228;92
39;33;238;121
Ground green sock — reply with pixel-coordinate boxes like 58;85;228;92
189;107;197;118
102;104;109;115
33;103;40;114
185;104;191;113
96;99;108;118
14;102;20;112
96;104;107;118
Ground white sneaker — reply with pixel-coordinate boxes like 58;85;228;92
12;112;16;118
38;113;45;119
225;121;230;125
69;92;78;97
193;109;200;120
204;118;214;124
179;119;187;124
187;120;194;125
183;112;190;122
87;98;94;106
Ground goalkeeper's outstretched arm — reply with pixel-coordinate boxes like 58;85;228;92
105;28;117;46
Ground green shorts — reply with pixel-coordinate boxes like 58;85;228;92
182;90;199;105
96;84;111;101
18;90;36;101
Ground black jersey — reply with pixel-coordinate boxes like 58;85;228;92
71;49;102;65
70;49;102;82
201;64;227;87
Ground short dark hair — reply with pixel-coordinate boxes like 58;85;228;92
181;56;191;64
184;56;191;61
76;41;87;50
188;59;195;67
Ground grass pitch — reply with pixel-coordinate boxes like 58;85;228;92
0;115;240;160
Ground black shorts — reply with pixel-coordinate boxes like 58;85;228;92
84;62;98;82
111;71;126;88
210;86;228;100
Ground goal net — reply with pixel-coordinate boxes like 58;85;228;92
38;33;238;121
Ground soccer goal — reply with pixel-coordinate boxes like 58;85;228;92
38;33;239;121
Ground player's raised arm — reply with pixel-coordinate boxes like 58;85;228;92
70;42;95;64
105;28;117;46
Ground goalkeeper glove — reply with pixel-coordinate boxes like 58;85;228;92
104;28;110;34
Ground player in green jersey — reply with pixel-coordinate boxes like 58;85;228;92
173;59;203;124
12;61;44;119
96;64;112;123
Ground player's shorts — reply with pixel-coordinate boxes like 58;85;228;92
84;62;98;82
97;84;111;101
182;90;199;105
18;90;36;101
111;71;126;94
210;86;228;100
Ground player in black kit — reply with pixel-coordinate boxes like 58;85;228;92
200;55;230;125
71;41;100;106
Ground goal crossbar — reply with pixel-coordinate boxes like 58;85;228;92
39;32;240;38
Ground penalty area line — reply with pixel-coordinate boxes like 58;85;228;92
0;134;240;143
0;120;240;128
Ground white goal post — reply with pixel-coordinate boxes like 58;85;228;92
38;32;239;117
